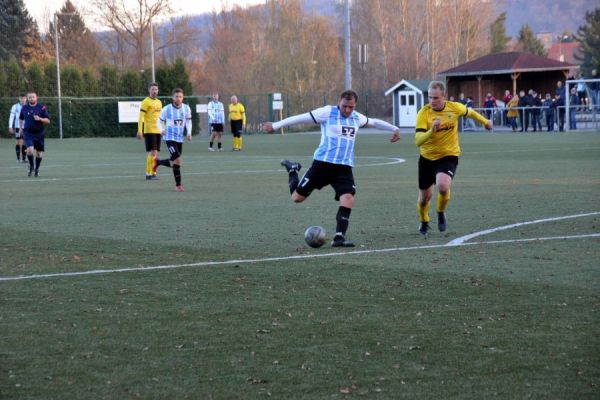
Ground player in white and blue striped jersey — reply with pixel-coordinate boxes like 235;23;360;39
263;90;402;247
8;94;27;163
154;88;193;192
207;92;225;151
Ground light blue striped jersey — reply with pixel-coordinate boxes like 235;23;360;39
208;101;225;124
159;103;192;142
310;105;368;167
9;103;22;129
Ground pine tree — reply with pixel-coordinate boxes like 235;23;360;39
46;0;102;67
0;0;44;64
490;12;511;54
517;24;547;57
575;8;600;74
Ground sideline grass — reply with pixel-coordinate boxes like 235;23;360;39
1;131;599;399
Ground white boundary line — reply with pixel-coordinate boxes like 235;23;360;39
447;211;600;245
1;230;598;282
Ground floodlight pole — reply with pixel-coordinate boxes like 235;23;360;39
150;20;156;82
54;13;63;140
344;0;352;90
53;12;77;140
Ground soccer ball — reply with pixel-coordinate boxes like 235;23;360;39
304;226;326;248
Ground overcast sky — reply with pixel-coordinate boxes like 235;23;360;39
24;0;266;32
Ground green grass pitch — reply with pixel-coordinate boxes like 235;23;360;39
1;131;599;399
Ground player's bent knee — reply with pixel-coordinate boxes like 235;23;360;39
291;193;305;203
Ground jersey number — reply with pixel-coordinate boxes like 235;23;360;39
174;119;184;126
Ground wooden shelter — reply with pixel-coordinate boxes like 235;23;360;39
438;52;578;107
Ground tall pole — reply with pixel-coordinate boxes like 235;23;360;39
344;0;351;90
54;14;63;140
150;20;156;82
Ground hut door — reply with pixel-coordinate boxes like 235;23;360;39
399;92;417;126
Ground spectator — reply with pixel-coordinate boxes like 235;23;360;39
464;96;477;131
576;72;587;110
553;93;565;132
542;93;555;132
569;87;579;130
556;80;566;99
589;69;599;109
531;91;542;132
506;93;519;132
517;90;528;132
483;92;497;121
502;89;513;126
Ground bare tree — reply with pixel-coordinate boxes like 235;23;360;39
90;0;172;70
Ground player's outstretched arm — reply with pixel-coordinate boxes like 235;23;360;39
263;112;316;133
363;117;401;142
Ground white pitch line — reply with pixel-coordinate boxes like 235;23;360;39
0;158;405;184
1;232;598;282
447;211;600;245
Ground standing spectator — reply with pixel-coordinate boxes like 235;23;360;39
589;69;599;109
542;93;555;132
483;92;497;121
154;88;193;192
19;91;50;177
556;80;566;99
531;91;542;132
262;89;401;247
229;95;246;151
517;90;528;132
569;87;579;130
457;93;467;130
576;72;587;110
8;93;27;163
207;92;225;152
506;93;519;132
464;96;477;131
502;89;513;126
137;83;163;180
553;93;565;132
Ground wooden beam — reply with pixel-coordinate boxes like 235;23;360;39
511;72;520;95
477;76;482;108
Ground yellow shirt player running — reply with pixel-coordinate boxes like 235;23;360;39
137;82;163;180
229;95;246;151
414;80;492;235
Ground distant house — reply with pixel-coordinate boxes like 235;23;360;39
547;41;581;65
438;52;578;107
384;79;430;128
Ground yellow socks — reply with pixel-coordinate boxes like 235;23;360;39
417;202;430;222
239;136;243;150
436;191;451;212
146;154;154;175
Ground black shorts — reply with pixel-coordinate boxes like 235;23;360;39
165;140;183;161
297;160;356;201
15;131;24;139
211;123;223;132
418;155;459;190
231;120;243;136
144;134;162;152
24;132;44;152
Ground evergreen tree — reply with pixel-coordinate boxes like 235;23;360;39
1;59;26;95
0;0;44;64
576;8;600;74
47;0;102;67
25;62;46;95
490;12;511;54
517;24;547;57
99;66;120;96
120;70;145;96
81;68;99;96
62;65;83;96
44;62;58;96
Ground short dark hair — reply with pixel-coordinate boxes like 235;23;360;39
148;82;158;89
19;93;26;97
26;91;37;95
340;89;358;102
172;88;184;95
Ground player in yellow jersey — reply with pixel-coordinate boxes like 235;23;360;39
137;83;163;180
414;81;492;235
229;95;246;151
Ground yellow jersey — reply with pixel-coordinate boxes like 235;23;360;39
229;103;246;125
415;101;487;160
138;97;163;134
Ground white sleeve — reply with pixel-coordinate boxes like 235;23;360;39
207;102;214;120
185;105;192;135
271;106;331;130
363;116;399;132
8;105;16;128
157;107;166;132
